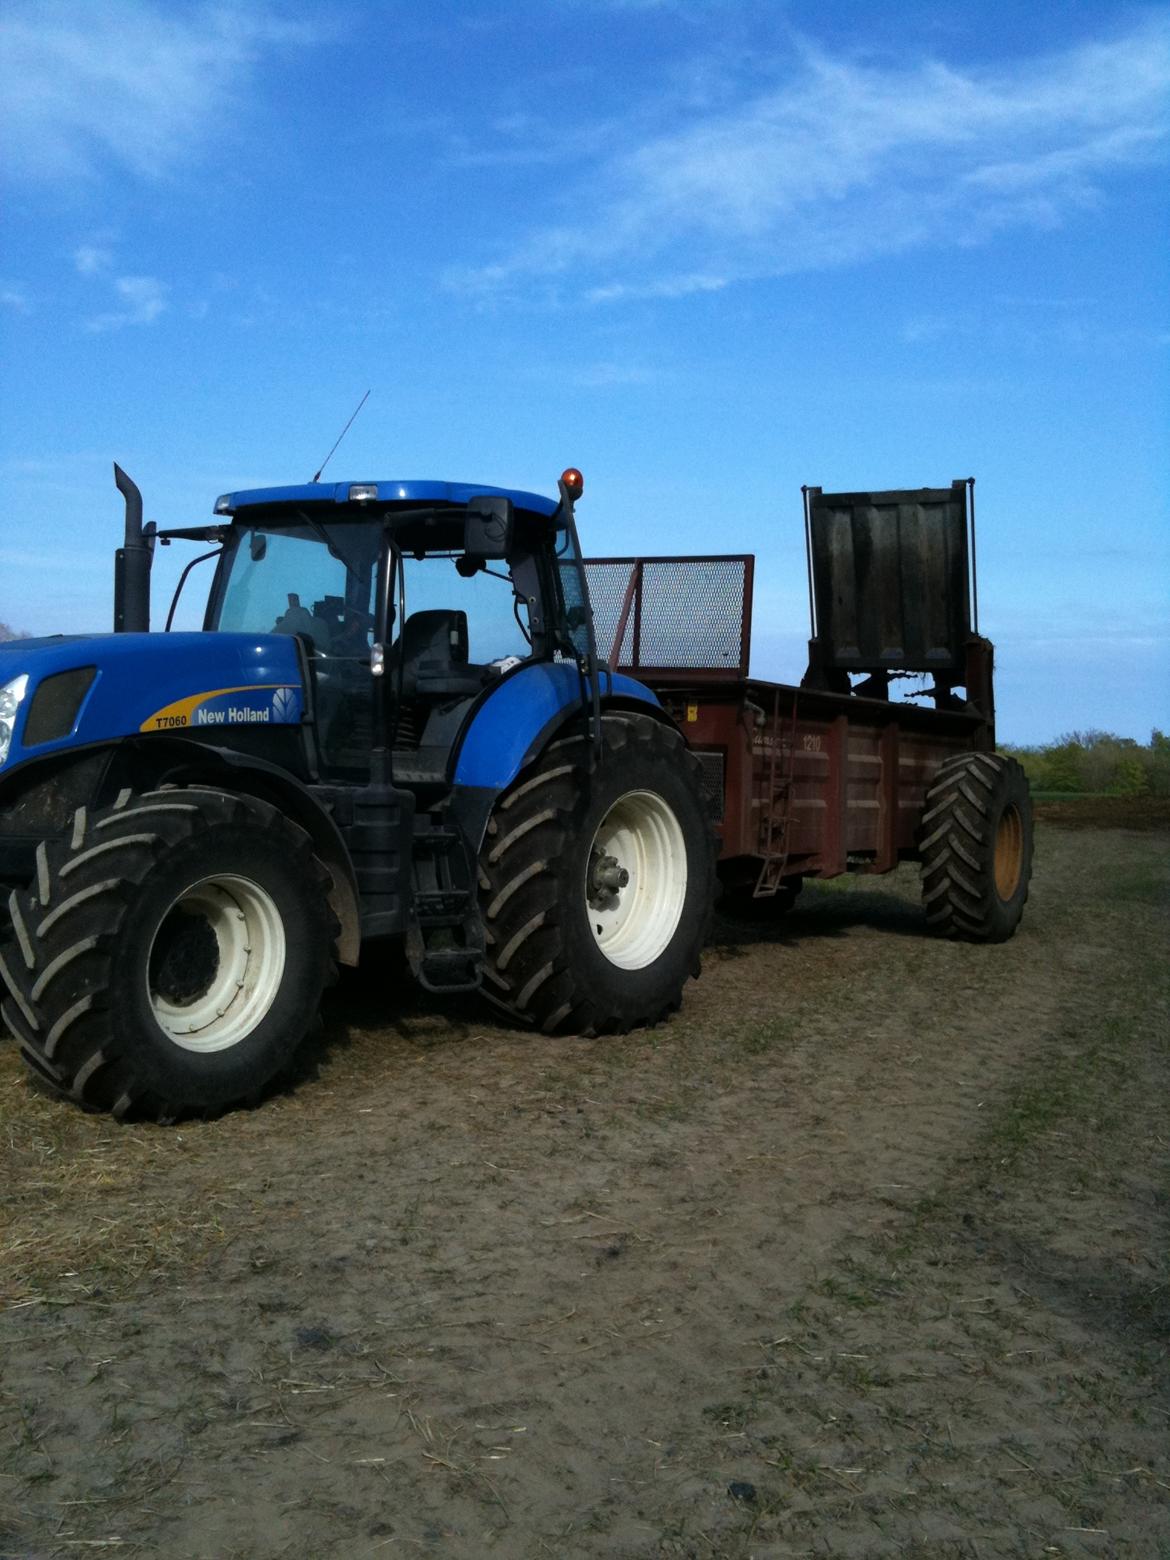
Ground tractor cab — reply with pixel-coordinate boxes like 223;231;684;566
192;478;591;790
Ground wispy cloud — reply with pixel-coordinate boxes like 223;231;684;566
585;274;728;304
0;285;31;314
73;245;113;276
69;237;170;331
85;274;169;332
0;1;319;181
567;361;660;387
900;314;957;345
449;15;1170;303
899;307;1170;353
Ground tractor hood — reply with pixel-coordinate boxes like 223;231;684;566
0;632;305;779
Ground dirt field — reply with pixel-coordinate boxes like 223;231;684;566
2;815;1167;1559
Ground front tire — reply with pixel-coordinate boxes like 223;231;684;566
0;787;337;1120
478;715;716;1034
919;752;1033;942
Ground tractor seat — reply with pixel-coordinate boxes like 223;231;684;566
397;609;486;700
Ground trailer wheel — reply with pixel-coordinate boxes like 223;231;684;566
0;787;337;1120
478;714;716;1033
919;752;1033;942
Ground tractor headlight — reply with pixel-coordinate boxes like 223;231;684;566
0;674;29;767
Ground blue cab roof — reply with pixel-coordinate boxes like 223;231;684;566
215;479;560;518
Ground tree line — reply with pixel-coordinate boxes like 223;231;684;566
1002;731;1170;797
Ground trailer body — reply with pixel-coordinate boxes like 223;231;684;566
585;482;1008;900
657;679;984;892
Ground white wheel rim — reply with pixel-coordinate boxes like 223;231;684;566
585;789;688;970
147;874;287;1053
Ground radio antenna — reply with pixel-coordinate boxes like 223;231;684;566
310;389;371;482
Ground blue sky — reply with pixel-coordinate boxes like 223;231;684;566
1;0;1166;744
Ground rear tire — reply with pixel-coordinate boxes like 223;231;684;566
0;787;337;1120
478;715;716;1033
919;752;1033;942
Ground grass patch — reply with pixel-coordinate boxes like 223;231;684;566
985;1046;1125;1165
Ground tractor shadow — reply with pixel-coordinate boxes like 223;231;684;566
963;1221;1170;1353
712;880;928;953
289;939;500;1092
291;885;931;1097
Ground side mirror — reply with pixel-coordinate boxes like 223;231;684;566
464;495;514;562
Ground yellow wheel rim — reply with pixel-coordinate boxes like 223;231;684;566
994;805;1024;900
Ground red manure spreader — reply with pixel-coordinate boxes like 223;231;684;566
586;480;1033;940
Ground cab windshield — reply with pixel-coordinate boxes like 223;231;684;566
210;510;543;667
210;519;379;658
206;503;574;779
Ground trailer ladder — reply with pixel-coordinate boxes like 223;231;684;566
753;687;800;898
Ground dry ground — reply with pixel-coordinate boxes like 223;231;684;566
1;813;1167;1559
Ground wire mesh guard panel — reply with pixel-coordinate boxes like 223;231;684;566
585;557;750;673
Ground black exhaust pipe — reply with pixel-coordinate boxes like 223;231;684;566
113;462;153;632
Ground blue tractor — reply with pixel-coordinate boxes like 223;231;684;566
0;467;715;1120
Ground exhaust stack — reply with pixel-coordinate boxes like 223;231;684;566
113;463;153;632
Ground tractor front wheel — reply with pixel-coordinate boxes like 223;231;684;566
1;787;337;1120
478;715;716;1033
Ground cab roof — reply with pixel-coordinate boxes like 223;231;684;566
214;479;560;518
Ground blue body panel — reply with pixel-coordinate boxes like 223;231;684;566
1;632;661;799
219;479;559;517
0;633;304;779
453;661;660;791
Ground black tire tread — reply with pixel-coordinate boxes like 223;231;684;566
478;715;715;1035
919;751;1033;943
0;785;338;1120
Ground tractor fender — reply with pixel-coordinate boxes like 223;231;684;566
449;663;675;855
518;692;680;776
452;661;664;793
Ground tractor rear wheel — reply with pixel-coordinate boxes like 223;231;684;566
0;787;337;1120
919;752;1033;942
478;714;716;1033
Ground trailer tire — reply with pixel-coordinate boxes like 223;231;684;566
0;787;337;1120
919;752;1033;942
478;715;716;1034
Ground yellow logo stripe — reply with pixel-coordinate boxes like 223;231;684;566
139;685;293;732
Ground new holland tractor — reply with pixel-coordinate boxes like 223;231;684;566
0;467;716;1120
